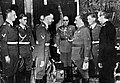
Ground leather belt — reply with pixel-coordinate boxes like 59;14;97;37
7;42;30;45
92;41;99;44
19;42;30;44
7;42;18;44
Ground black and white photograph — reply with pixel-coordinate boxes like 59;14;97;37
0;0;120;83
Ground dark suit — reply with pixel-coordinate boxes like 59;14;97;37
33;22;50;82
98;21;116;83
0;21;19;83
15;25;35;83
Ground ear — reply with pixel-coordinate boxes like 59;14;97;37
19;19;21;22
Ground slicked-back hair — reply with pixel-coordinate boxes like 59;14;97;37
99;10;111;19
5;9;12;16
88;12;99;23
88;13;97;19
77;15;89;27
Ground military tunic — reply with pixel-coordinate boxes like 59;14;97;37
15;25;35;83
89;23;101;77
0;21;19;80
33;22;50;79
71;26;91;79
17;25;35;71
56;25;75;67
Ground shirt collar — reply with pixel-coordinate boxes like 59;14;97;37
6;19;13;26
90;23;97;29
43;21;48;29
19;24;26;30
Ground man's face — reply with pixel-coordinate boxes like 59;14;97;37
98;12;105;24
20;17;27;26
9;10;17;21
40;15;44;22
47;14;54;25
63;16;69;26
87;15;96;25
74;16;84;27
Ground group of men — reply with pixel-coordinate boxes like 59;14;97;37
56;11;116;83
0;8;54;83
0;6;117;83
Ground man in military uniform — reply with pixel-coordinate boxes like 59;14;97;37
87;13;101;78
15;14;35;83
0;9;18;83
33;13;54;83
56;16;75;82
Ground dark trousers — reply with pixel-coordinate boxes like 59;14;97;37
60;52;72;67
16;68;31;83
3;75;15;83
99;61;115;83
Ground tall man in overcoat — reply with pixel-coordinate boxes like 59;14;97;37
33;13;54;83
98;11;116;83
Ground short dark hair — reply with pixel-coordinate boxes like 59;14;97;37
19;14;27;19
5;9;12;15
100;10;111;19
88;13;97;19
78;14;89;27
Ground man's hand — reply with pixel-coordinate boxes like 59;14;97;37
5;56;10;63
40;61;45;67
36;41;39;44
98;63;103;68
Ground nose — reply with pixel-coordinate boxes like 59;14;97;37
74;21;76;24
15;15;17;19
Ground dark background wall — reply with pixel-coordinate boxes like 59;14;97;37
33;0;77;27
0;0;24;21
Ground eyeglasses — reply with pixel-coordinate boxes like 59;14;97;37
63;20;68;21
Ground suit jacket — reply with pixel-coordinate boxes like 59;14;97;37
98;21;116;63
71;26;91;60
0;21;19;77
